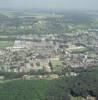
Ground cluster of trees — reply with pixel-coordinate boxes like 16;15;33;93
46;69;98;100
0;80;50;100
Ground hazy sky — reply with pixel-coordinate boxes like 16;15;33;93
0;0;98;10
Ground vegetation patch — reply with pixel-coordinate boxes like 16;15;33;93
0;79;51;100
0;41;13;49
51;60;62;72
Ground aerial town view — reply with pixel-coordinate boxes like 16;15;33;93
0;0;98;100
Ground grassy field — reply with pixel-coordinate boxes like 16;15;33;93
51;60;63;72
0;41;13;49
0;79;51;100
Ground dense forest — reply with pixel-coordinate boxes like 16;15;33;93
46;68;98;100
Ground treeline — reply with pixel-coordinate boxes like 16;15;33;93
0;72;25;79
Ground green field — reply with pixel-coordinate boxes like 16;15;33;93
51;60;62;72
0;79;51;100
0;41;13;49
66;46;88;53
